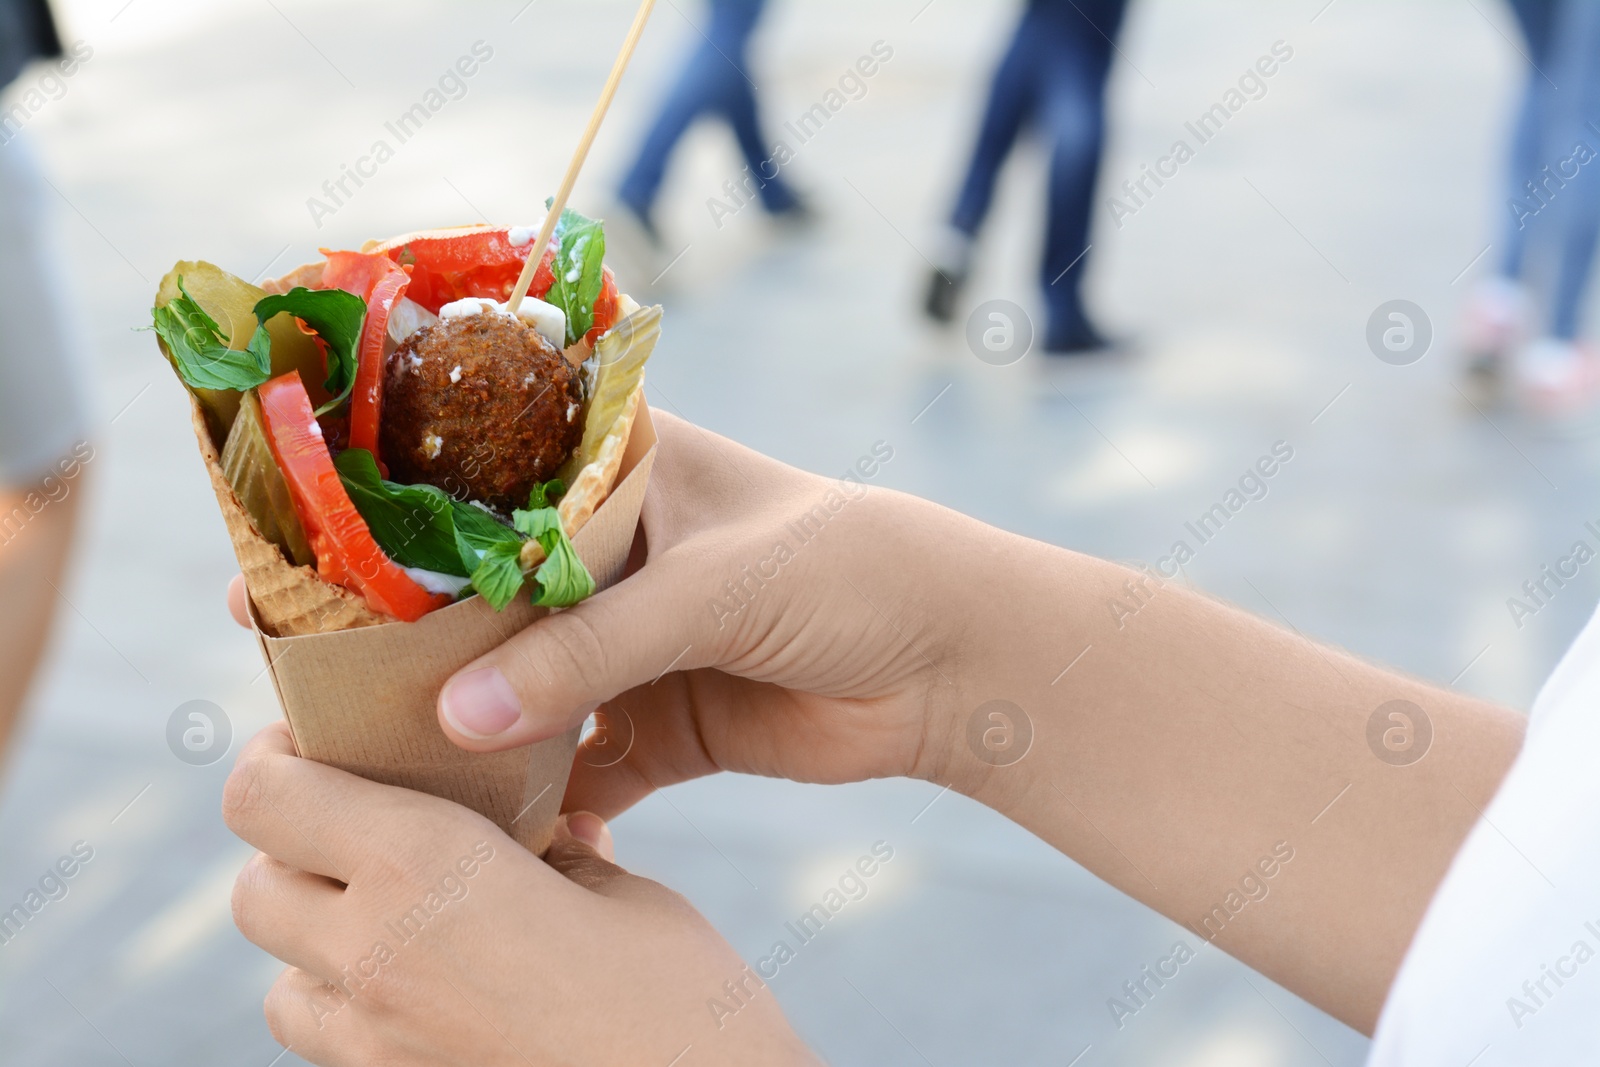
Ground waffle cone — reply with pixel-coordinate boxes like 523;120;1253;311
189;395;658;854
191;397;386;637
173;257;663;854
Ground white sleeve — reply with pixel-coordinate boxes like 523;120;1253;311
1367;604;1600;1066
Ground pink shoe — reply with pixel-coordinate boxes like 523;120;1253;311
1461;276;1529;403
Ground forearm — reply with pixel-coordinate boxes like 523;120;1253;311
915;509;1524;1033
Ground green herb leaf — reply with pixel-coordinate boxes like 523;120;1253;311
336;457;593;610
470;541;527;611
151;278;273;391
525;478;565;511
452;500;522;552
254;287;368;416
512;479;595;608
542;204;607;346
335;449;476;576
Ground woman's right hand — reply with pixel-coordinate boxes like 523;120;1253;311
436;409;1000;819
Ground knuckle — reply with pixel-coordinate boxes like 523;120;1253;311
221;754;274;834
531;611;611;703
262;974;304;1048
230;855;266;943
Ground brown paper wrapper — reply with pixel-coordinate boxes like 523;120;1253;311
195;397;657;856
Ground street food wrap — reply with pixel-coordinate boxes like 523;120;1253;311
151;216;659;854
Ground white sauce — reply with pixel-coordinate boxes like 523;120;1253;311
439;296;501;320
401;566;473;596
422;433;443;459
566;402;578;423
449;365;462;384
507;216;547;248
435;294;566;350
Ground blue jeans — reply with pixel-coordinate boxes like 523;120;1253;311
1501;0;1600;340
948;0;1129;341
618;0;798;217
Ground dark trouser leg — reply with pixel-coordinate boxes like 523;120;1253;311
1544;0;1600;339
1501;0;1557;279
947;8;1045;237
1038;0;1126;349
618;0;769;218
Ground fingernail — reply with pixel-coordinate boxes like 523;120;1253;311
442;667;522;738
566;811;606;849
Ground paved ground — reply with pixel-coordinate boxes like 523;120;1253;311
4;0;1599;1064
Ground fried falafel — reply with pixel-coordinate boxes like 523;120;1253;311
381;311;583;510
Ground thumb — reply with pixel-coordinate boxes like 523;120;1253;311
544;813;630;894
437;563;709;752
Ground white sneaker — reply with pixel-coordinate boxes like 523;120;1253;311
1461;276;1529;404
1514;336;1600;420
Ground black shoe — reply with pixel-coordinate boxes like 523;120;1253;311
1043;321;1112;355
924;265;967;325
769;194;819;232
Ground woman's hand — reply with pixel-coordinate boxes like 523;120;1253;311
434;410;988;817
224;722;818;1066
228;408;1526;1035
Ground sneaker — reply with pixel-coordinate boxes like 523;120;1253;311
1514;336;1600;419
924;265;967;324
1461;276;1529;405
768;193;819;233
924;228;975;325
1032;337;1130;399
1042;321;1113;356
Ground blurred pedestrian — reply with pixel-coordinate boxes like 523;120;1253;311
1463;0;1600;418
924;0;1129;356
0;0;94;768
615;0;809;249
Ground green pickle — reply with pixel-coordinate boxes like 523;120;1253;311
222;390;314;567
556;302;661;486
153;260;329;442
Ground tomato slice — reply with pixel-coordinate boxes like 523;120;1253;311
256;373;451;622
322;250;411;466
586;267;619;346
366;227;556;313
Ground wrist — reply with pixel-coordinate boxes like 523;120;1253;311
908;521;1116;814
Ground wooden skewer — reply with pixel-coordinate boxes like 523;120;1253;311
507;0;659;317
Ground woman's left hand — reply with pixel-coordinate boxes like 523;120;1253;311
223;722;817;1066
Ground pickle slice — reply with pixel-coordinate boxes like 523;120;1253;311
556;302;660;486
154;261;330;442
222;390;314;567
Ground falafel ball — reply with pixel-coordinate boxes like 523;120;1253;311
381;312;583;511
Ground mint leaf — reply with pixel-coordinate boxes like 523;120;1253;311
452;500;521;552
338;457;592;609
254;287;367;415
512;480;594;608
525;478;565;511
471;541;527;611
543;206;606;346
531;529;595;607
152;278;272;391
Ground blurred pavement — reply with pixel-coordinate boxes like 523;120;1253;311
3;1;1597;1064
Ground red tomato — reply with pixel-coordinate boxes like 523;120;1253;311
366;227;556;313
321;251;412;467
256;373;451;622
586;267;620;346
